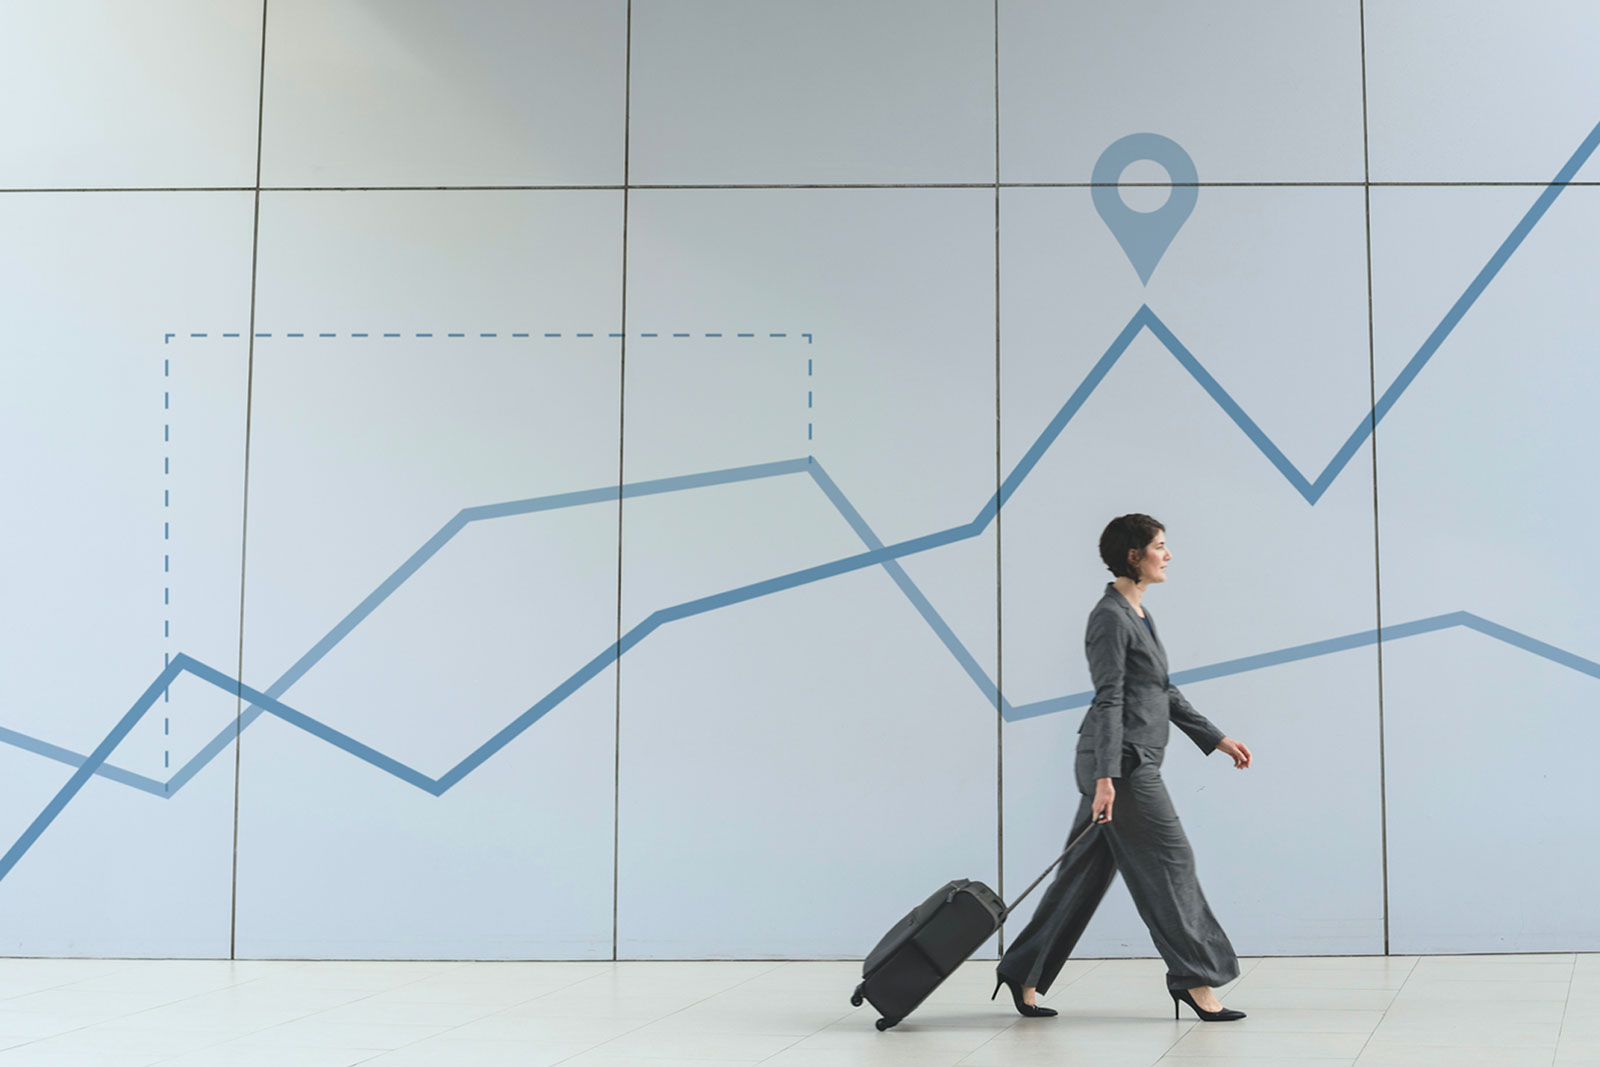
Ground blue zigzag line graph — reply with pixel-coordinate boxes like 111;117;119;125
2;120;1597;884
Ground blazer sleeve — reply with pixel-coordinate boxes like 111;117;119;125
1168;683;1225;755
1082;608;1130;780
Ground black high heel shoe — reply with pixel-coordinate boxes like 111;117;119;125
1170;988;1245;1021
993;974;1058;1018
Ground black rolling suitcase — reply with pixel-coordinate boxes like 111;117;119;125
851;819;1100;1030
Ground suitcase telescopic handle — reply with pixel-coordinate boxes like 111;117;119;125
998;815;1105;924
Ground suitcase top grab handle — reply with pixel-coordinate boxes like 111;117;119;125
999;815;1104;924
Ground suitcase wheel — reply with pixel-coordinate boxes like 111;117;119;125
875;1017;897;1031
849;983;865;1007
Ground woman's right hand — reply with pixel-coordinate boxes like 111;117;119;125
1093;778;1115;823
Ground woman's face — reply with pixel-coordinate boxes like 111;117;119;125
1130;531;1171;584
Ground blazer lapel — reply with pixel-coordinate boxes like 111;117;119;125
1105;584;1169;673
1143;607;1170;674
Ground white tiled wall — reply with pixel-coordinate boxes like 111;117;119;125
0;1;1595;959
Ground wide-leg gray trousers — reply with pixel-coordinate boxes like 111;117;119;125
997;758;1239;995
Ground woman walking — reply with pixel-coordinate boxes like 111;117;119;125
994;514;1253;1022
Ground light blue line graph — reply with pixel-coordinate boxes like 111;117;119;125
2;118;1597;883
3;607;1595;884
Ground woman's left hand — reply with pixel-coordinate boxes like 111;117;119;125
1217;737;1252;769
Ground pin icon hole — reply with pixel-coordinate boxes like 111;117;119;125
1118;159;1173;213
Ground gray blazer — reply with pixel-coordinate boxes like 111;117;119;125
1075;583;1225;784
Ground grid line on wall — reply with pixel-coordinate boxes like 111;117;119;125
992;0;1006;958
612;0;634;965
227;0;272;962
1357;0;1393;958
5;181;1598;194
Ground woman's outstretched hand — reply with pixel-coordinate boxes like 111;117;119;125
1216;737;1252;769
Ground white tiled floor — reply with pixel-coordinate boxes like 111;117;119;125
0;954;1595;1066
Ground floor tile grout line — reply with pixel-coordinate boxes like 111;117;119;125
749;986;864;1066
1;959;150;1003
949;1005;1031;1065
539;969;792;1066
956;958;1205;1066
0;965;320;1060
77;960;452;1064
151;960;584;1064
545;961;793;1066
1151;1009;1201;1063
122;961;469;1064
306;958;619;1058
1348;953;1418;1063
1553;954;1577;1064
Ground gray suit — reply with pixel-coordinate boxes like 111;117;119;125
998;584;1240;995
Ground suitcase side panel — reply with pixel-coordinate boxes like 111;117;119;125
860;883;1004;1022
862;880;965;978
913;890;1001;975
861;939;944;1021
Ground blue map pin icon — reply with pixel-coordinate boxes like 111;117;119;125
1091;133;1198;284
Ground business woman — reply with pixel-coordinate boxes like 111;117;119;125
993;513;1253;1022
